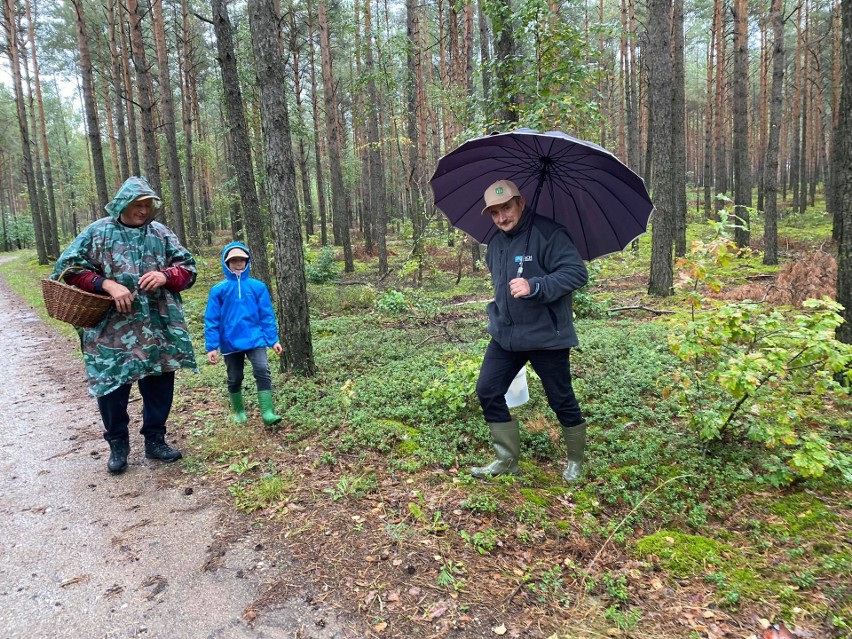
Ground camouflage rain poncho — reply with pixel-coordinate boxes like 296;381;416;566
52;177;198;397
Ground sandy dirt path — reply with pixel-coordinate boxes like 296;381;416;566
0;271;350;639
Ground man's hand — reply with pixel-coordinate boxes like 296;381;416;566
509;278;531;298
101;280;135;313
272;342;284;356
138;270;168;292
207;350;219;365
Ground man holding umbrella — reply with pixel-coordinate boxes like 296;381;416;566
430;129;653;481
472;179;589;482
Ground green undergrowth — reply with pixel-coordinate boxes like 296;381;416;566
3;216;849;637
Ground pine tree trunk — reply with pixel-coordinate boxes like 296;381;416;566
307;0;329;246
119;10;141;177
25;0;59;257
477;0;491;103
287;12;314;240
491;0;518;124
834;0;851;345
107;0;130;181
671;0;687;256
364;0;388;275
703;21;716;220
70;0;110;210
178;0;200;247
247;0;316;376
646;0;675;296
713;0;728;209
732;0;751;248
319;0;354;272
3;0;47;263
763;0;785;266
152;0;187;243
210;0;272;286
127;0;162;196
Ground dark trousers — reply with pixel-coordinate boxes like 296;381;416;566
96;372;175;442
223;348;272;393
476;339;584;427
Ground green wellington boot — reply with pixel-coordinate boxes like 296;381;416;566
257;390;282;426
471;420;521;478
561;422;587;482
229;392;248;424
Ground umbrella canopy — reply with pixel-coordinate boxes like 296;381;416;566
429;128;654;261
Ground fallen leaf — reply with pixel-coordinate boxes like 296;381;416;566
425;600;451;621
493;624;507;635
373;622;388;633
408;587;422;596
650;578;664;591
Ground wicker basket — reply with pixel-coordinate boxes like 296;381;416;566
41;267;113;328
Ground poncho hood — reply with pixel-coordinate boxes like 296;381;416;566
105;176;161;222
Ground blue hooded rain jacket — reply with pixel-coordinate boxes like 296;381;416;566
204;242;279;355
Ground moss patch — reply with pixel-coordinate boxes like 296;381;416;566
634;530;731;578
765;492;839;538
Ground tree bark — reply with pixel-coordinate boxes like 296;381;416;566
119;9;141;177
127;0;162;196
151;0;187;243
70;0;110;210
732;0;751;248
763;0;785;266
318;0;354;272
491;0;518;124
210;0;272;287
671;0;687;256
106;0;130;182
363;0;388;275
712;0;727;210
25;0;58;257
247;0;316;376
3;0;47;263
286;9;315;240
178;0;200;247
836;0;852;345
306;0;329;246
646;0;675;296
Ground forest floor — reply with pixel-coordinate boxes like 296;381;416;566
1;215;849;639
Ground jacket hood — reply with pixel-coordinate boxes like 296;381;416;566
221;241;252;280
105;176;161;223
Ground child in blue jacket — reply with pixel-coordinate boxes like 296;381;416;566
204;242;283;426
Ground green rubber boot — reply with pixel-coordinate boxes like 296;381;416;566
471;420;521;479
258;390;282;426
561;422;587;482
229;392;248;425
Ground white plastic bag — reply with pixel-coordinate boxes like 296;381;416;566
504;365;529;408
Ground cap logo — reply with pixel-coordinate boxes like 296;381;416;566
495;187;504;195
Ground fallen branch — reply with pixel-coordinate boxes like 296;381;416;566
745;274;776;281
607;305;675;315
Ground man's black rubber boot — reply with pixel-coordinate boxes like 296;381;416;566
107;439;130;474
144;435;182;462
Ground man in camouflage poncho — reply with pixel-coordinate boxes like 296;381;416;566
52;176;198;474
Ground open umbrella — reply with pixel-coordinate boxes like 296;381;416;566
429;128;654;261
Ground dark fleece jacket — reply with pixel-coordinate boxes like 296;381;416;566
485;209;588;351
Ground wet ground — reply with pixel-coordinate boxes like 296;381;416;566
0;272;350;639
